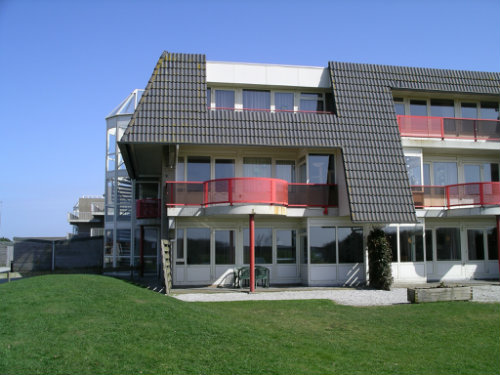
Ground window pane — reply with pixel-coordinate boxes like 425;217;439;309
244;228;272;264
308;154;335;183
215;90;235;109
464;165;481;183
433;162;457;186
275;92;294;111
301;235;308;264
176;157;185;180
276;160;295;182
436;228;461;261
461;103;477;118
243;157;272;178
187;228;210;265
243;90;270;110
425;229;433;261
176;229;184;260
430;99;454;117
467;229;484;260
382;226;398;262
399;226;424;262
310;227;336;264
215;230;235;264
300;93;324;112
215;159;235;179
338;227;363;263
484;163;499;182
410;100;427;116
116;229;131;257
394;102;405;116
187;156;210;182
206;88;211;108
423;164;431;185
277;230;296;264
487;228;498;260
480;102;499;120
405;156;422;185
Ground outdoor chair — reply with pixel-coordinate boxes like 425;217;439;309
234;265;269;288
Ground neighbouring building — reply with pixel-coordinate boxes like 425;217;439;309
67;196;105;238
104;51;499;287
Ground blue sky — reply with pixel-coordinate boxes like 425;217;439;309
0;0;499;239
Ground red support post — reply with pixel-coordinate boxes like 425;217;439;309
249;213;255;293
497;215;500;282
140;225;144;277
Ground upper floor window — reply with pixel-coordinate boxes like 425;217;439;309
430;99;454;117
215;90;235;110
243;90;270;111
300;93;324;112
394;97;405;115
275;92;294;111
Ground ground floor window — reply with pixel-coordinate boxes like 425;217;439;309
243;228;272;264
310;226;336;264
436;228;461;261
276;230;296;264
467;229;484;260
382;226;398;261
187;228;210;265
399;226;424;262
338;227;363;263
425;229;433;261
487;228;498;260
215;230;235;264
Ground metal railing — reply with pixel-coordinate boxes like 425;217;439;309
166;178;338;208
398;115;500;141
412;182;500;208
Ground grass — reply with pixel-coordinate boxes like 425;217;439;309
0;275;498;375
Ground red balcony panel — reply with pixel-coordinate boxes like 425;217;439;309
412;182;500;209
288;183;338;207
205;178;288;206
398;115;500;141
166;182;204;206
136;198;161;219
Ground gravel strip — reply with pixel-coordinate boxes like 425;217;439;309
172;285;500;306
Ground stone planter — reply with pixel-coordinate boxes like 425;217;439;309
407;285;472;303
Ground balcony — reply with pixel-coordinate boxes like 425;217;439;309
136;198;161;219
398;115;500;141
412;182;500;209
166;178;338;208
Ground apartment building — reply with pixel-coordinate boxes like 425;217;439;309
105;51;499;287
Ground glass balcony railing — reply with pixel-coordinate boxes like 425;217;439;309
166;178;338;208
412;182;500;209
398;115;500;141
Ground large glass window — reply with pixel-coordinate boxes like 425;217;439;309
276;160;295;182
244;228;272;264
338;227;363;263
310;227;336;264
215;230;235;265
215;159;235;179
116;229;131;257
308;154;335;183
410;100;427;116
461;103;477;118
300;93;324;112
464;164;481;183
436;228;461;261
430;99;454;117
393;98;405;116
206;88;211;108
480;102;499;120
215;90;235;109
433;162;457;186
425;229;433;261
423;164;431;185
187;228;210;265
243;90;270;111
276;230;296;264
176;157;185;180
467;229;484;260
187;156;210;182
487;228;498;260
243;157;272;178
275;92;294;111
405;155;422;185
399;226;424;262
176;229;184;261
484;163;499;182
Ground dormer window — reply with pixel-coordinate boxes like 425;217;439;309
243;89;270;111
215;89;235;110
299;93;324;112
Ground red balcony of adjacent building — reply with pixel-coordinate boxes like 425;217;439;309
136;198;161;219
412;182;500;209
165;178;338;208
397;115;500;141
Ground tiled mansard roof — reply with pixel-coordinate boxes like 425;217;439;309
120;51;500;223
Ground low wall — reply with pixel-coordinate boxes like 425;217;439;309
12;236;103;272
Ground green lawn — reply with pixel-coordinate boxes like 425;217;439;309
0;275;498;375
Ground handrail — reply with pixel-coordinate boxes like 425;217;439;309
398;115;500;141
207;106;333;115
412;182;500;208
166;178;338;208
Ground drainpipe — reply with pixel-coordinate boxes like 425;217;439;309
249;213;255;293
140;225;144;278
